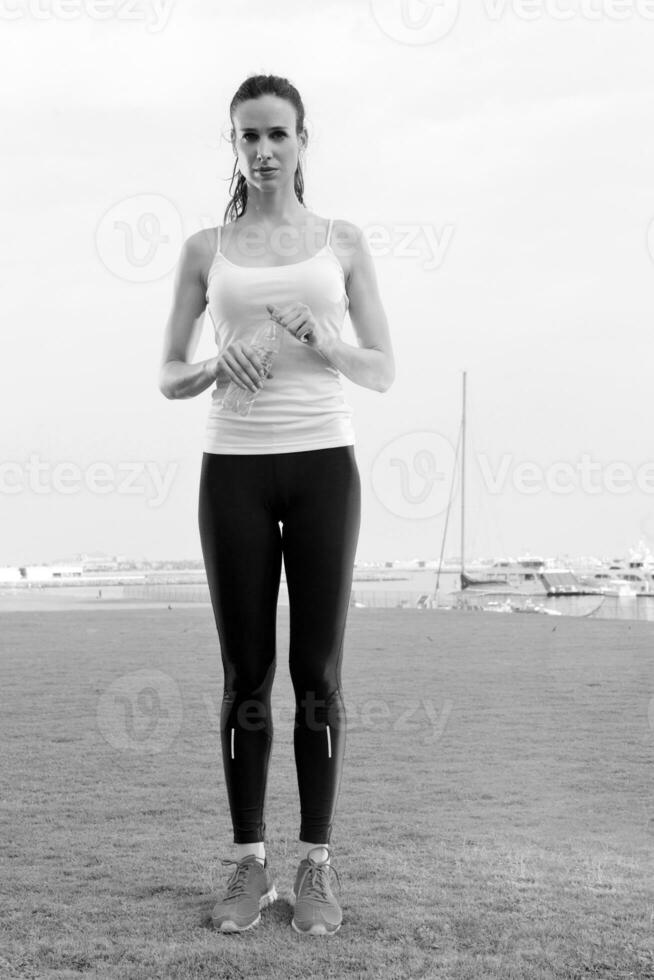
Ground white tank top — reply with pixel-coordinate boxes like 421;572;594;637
203;217;356;454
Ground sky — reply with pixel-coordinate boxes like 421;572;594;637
2;0;654;565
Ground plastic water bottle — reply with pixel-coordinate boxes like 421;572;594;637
220;320;281;417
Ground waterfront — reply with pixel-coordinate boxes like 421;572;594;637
2;569;654;623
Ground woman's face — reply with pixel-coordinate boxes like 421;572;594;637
232;94;306;192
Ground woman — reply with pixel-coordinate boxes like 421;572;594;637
159;74;394;936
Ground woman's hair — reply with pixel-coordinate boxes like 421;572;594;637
223;74;307;225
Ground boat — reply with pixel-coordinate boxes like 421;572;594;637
463;555;600;597
513;598;562;616
570;542;654;595
433;372;602;616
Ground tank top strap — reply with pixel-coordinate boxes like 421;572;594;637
327;217;334;249
207;225;223;278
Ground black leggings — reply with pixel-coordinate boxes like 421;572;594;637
198;445;361;844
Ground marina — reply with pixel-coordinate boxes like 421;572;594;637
2;558;654;623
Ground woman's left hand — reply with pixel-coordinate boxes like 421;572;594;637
266;302;334;358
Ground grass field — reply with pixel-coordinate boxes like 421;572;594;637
1;607;653;979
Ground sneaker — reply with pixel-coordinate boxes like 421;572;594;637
211;854;277;933
290;845;343;935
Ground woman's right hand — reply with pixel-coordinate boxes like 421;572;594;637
214;341;273;392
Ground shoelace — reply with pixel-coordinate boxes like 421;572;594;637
220;857;260;899
301;855;342;903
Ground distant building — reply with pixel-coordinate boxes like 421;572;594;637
19;564;84;581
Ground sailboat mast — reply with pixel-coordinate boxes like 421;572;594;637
460;371;466;588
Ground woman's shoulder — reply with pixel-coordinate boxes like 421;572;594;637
185;226;219;258
179;227;220;284
299;212;359;243
329;217;361;247
327;219;366;285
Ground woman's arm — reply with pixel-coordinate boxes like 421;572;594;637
319;222;395;393
158;232;218;400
